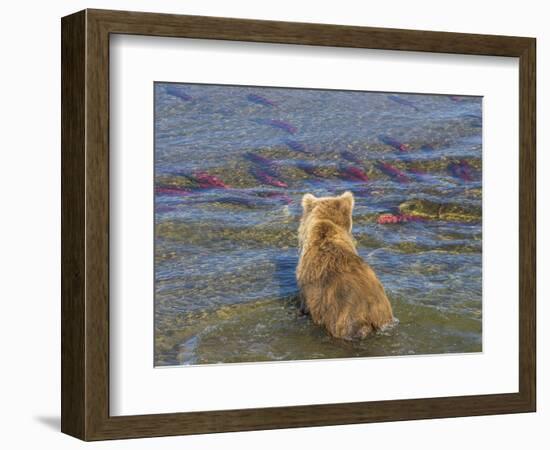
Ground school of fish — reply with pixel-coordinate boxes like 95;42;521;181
158;89;479;223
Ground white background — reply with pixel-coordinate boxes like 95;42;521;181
110;36;518;416
0;0;547;449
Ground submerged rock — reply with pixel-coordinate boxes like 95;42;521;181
398;199;481;223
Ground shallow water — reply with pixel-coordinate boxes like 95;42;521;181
154;83;482;366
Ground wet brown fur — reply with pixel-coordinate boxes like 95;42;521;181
296;192;394;340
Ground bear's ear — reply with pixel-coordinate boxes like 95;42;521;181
302;193;317;213
340;191;355;210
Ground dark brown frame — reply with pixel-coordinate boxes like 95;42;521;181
61;9;536;441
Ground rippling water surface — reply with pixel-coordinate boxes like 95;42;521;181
154;82;482;366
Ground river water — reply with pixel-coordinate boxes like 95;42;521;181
154;82;482;366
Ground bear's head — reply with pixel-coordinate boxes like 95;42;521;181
299;191;355;239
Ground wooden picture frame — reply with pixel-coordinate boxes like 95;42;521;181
61;9;536;441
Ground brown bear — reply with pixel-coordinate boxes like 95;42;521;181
296;191;394;340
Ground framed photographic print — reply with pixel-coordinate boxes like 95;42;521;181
61;9;536;440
